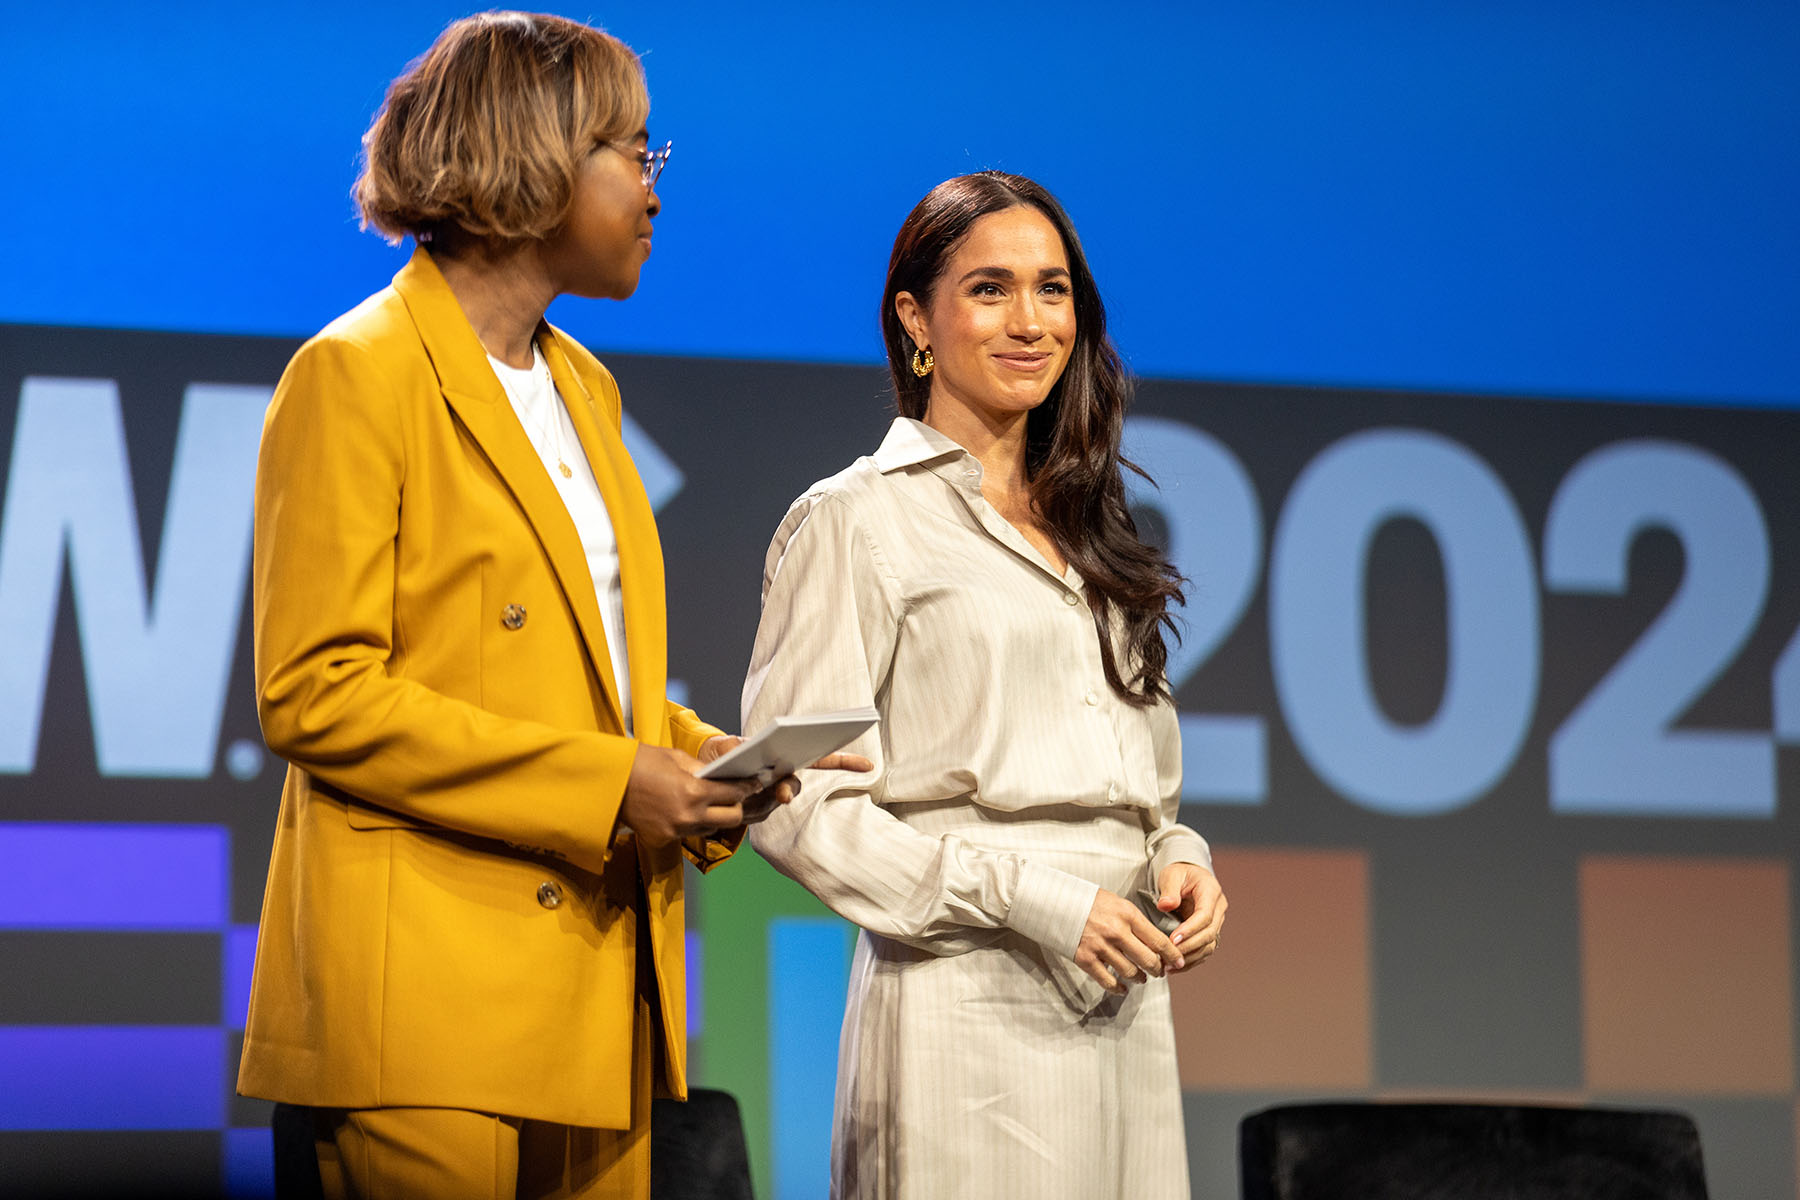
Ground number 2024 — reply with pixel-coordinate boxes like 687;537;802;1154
1123;418;1796;819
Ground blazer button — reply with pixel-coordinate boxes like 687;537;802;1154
537;881;564;909
501;604;527;630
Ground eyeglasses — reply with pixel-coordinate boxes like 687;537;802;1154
608;139;672;189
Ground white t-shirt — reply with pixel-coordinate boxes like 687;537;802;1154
488;344;632;735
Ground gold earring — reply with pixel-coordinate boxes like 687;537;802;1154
911;347;934;378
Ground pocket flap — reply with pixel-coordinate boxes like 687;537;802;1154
342;800;428;832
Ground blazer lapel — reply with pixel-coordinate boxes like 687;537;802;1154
391;249;630;733
540;329;668;737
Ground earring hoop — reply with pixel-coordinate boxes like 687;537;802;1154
911;347;935;378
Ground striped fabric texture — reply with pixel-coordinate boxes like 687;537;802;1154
744;418;1210;1198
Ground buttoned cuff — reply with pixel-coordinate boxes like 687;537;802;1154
669;706;729;759
1148;829;1214;887
1005;860;1100;961
683;827;742;873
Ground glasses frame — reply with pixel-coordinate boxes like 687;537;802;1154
608;139;672;189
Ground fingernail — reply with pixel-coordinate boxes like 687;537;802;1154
1175;955;1186;969
1171;932;1184;945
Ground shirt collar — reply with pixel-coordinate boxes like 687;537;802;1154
873;417;1084;589
871;417;972;474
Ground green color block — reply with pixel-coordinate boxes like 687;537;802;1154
693;848;846;1199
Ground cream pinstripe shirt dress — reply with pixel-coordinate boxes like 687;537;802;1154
744;418;1212;1199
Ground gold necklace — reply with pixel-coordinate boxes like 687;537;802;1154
498;348;573;478
529;352;574;479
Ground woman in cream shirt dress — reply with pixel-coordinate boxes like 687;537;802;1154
743;172;1229;1198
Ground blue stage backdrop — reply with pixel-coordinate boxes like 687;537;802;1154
2;4;1797;1199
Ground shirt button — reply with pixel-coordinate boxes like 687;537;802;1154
1107;783;1121;801
536;881;564;909
1063;592;1079;606
501;604;527;630
1084;691;1100;707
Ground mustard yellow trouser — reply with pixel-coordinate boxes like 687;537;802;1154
314;999;654;1200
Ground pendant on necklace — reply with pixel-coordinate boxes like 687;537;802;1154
558;460;572;478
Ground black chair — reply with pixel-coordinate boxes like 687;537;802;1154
649;1090;754;1200
273;1089;754;1199
1239;1102;1708;1200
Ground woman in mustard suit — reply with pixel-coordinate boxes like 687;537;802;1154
236;14;845;1198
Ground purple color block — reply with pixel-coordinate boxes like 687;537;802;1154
686;930;702;1039
0;823;228;930
225;923;258;1031
0;1026;226;1130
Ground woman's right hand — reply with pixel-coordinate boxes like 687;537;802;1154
1075;888;1184;994
620;745;761;847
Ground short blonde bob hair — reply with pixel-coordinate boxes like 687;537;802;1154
355;11;648;245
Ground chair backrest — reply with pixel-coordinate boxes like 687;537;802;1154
1239;1102;1708;1200
650;1089;754;1200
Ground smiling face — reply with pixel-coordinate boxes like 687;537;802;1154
894;204;1076;427
538;133;661;301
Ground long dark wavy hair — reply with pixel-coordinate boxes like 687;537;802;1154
880;171;1184;705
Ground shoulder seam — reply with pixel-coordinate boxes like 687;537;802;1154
807;489;904;610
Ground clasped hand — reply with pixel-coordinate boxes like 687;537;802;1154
619;736;873;848
1075;862;1227;994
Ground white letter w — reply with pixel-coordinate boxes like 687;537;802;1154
0;377;267;776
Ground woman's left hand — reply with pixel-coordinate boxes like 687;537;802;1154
1155;862;1227;971
698;736;873;824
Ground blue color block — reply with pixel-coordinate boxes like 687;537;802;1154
0;823;228;931
224;1126;275;1198
4;3;1798;405
768;918;852;1200
0;1026;226;1130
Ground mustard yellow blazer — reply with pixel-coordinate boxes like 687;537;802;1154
237;248;730;1130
